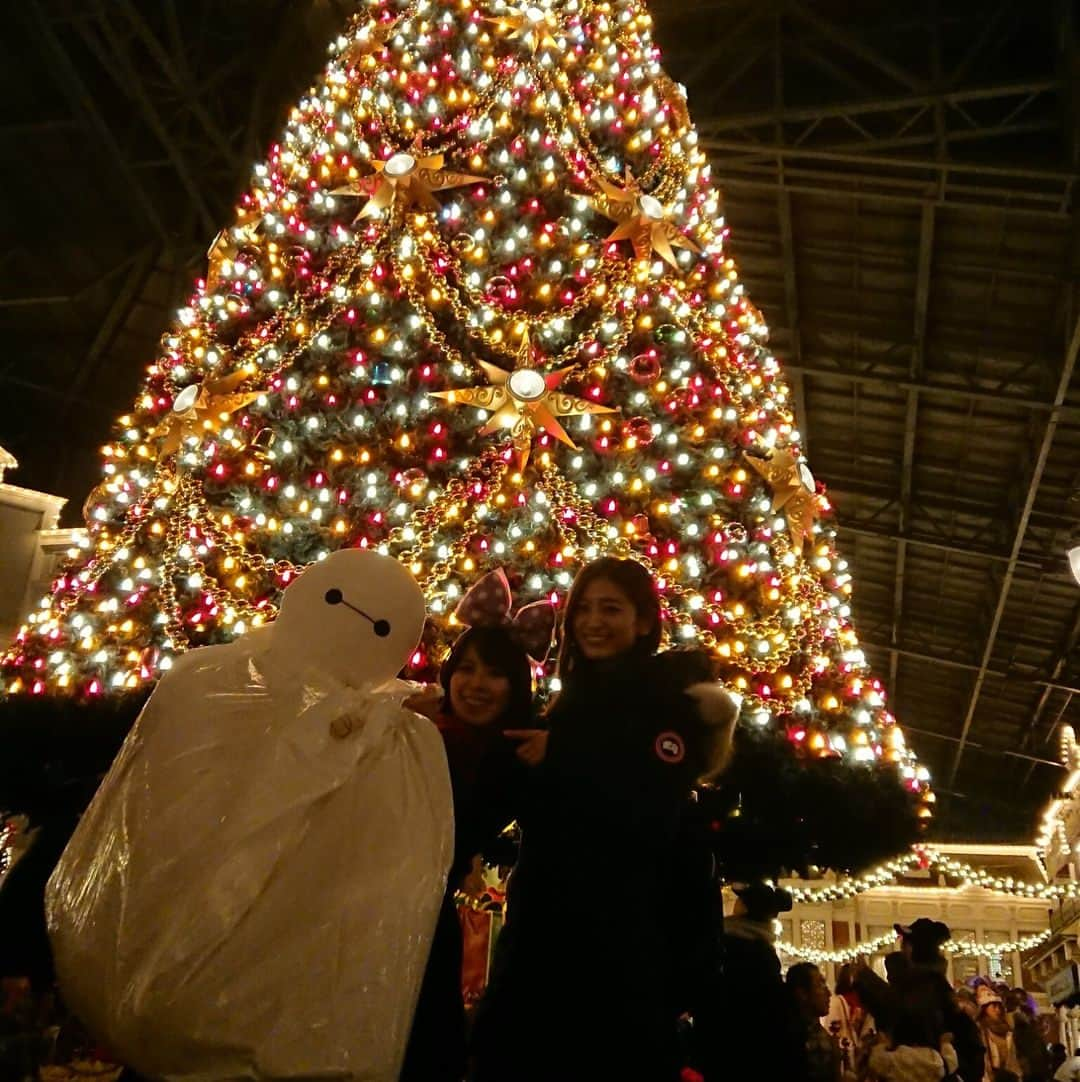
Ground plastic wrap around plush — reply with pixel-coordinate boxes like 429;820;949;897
45;550;454;1081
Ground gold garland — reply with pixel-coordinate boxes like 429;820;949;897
397;218;638;375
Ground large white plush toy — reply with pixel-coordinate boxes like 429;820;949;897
46;550;453;1081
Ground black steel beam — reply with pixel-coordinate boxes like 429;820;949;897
861;639;1080;697
947;310;1080;785
838;522;1044;568
710;171;1069;219
22;0;170;247
785;362;1080;415
904;725;1063;769
889;203;935;689
697;80;1061;134
116;0;241;174
770;12;809;451
84;13;217;235
785;4;926;92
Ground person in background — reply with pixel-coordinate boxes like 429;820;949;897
400;602;542;1082
854;927;913;1034
470;557;739;1082
952;985;989;1082
956;985;979;1020
827;962;876;1071
977;984;1022;1081
787;962;846;1082
1053;1045;1080;1082
1002;987;1047;1082
858;919;985;1081
690;884;805;1078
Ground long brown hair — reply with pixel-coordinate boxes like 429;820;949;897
556;557;662;691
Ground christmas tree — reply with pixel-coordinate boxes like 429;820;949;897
1;0;930;872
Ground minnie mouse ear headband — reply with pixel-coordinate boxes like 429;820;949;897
454;568;555;663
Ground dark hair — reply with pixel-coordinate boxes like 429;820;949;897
835;963;854;997
440;625;533;728
556;558;662;686
785;962;821;995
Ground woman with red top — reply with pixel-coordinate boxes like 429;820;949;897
401;573;551;1082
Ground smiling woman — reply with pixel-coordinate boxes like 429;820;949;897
568;564;660;662
439;625;535;731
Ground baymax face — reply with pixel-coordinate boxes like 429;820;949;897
273;549;426;688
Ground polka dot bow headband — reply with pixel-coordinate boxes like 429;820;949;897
454;568;556;662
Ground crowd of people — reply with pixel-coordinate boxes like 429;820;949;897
781;916;1068;1082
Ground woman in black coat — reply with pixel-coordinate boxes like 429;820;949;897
471;557;738;1082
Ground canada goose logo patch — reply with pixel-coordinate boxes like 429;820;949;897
654;731;685;764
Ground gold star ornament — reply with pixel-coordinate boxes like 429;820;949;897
429;333;616;468
588;170;702;269
484;3;560;51
745;448;820;551
340;17;397;67
206;221;261;292
156;370;261;457
331;145;485;221
654;72;691;131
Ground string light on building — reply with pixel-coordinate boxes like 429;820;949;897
777;929;1052;967
787;845;1074;904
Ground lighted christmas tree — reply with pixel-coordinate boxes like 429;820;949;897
1;0;930;870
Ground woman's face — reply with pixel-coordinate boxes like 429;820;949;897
571;577;652;661
448;645;512;727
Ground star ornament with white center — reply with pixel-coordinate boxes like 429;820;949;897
586;169;702;269
155;370;261;457
745;448;822;552
429;332;617;468
330;143;485;221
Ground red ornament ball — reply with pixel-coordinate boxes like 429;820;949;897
623;416;655;446
485;275;517;305
629;352;662;385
